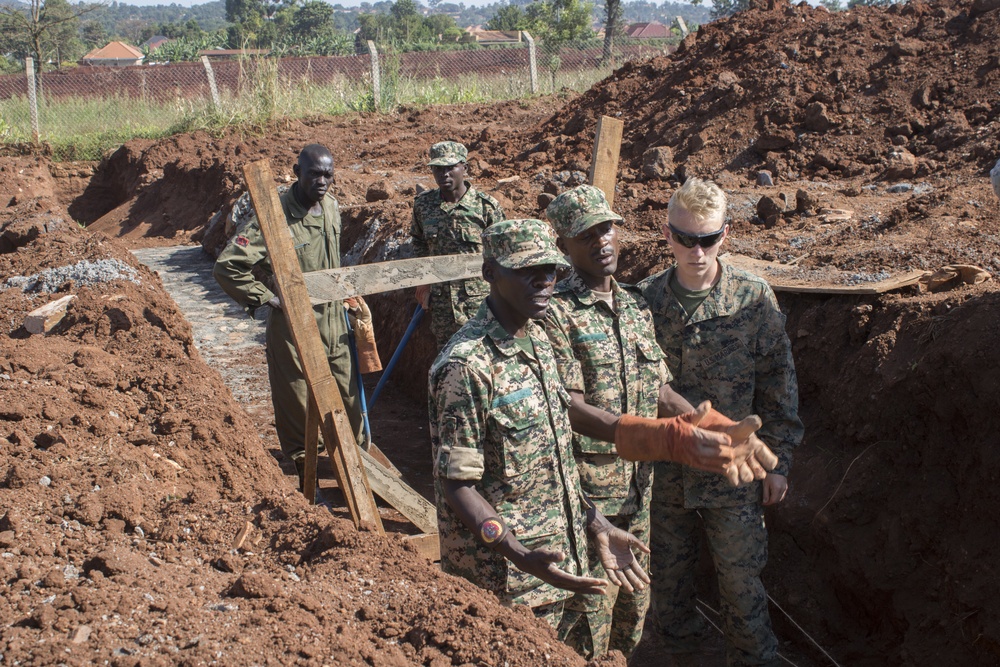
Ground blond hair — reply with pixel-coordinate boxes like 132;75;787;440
668;177;727;224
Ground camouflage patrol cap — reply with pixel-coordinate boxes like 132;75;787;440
427;141;468;167
482;219;570;270
546;184;623;238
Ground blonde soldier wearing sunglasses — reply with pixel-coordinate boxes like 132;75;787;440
638;178;804;667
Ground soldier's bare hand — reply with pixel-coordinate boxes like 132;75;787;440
513;548;609;596
589;518;650;593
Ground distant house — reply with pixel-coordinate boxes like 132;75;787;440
197;49;271;60
80;41;144;67
464;29;522;45
142;35;171;52
624;22;671;39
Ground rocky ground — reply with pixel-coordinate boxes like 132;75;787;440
3;0;1000;664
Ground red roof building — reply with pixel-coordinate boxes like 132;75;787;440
625;22;671;39
81;41;144;67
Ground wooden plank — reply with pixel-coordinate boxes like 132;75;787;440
403;533;440;562
303;253;483;304
723;253;928;294
359;448;438;534
588;115;625;208
368;442;403;478
243;159;383;533
24;294;76;334
303;394;319;504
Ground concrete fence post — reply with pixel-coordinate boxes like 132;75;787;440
366;40;381;111
522;32;538;95
201;55;222;109
25;57;39;143
676;17;690;38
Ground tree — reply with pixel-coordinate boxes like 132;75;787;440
487;4;524;30
291;0;334;39
601;0;622;64
0;0;101;71
80;19;109;48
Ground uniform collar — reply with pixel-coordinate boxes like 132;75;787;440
435;182;477;211
482;300;543;358
563;270;622;308
285;185;331;225
664;258;740;323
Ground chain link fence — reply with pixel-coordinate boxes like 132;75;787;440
0;35;673;159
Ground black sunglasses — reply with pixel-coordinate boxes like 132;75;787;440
668;222;727;249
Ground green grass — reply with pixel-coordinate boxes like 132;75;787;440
0;63;616;160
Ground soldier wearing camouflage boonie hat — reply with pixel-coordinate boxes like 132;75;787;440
546;185;623;239
427;141;468;166
482;218;569;269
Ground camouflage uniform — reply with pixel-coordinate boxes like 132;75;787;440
214;186;364;463
544;271;669;658
638;260;804;667
411;141;505;348
429;219;590;623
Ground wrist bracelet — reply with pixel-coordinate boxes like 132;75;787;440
477;517;507;547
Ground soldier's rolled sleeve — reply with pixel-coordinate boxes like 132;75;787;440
432;362;487;481
753;291;804;477
213;217;276;315
484;201;506;227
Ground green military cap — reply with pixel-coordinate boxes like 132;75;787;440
545;184;623;238
482;219;570;270
427;141;468;167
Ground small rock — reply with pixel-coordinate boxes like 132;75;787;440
757;171;774;186
688;132;708;153
537;192;556;210
39;476;51;487
886;183;914;193
756;195;783;222
795;189;814;213
70;625;91;644
365;180;393;202
641;146;674;180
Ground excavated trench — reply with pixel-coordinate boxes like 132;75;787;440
61;138;1000;665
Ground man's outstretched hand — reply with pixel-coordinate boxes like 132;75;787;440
615;406;736;474
680;403;779;486
588;512;651;593
508;548;609;596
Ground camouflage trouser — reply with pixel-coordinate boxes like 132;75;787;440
559;509;651;659
534;600;566;631
429;277;489;349
650;501;779;667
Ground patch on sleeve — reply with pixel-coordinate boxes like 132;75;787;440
234;235;250;247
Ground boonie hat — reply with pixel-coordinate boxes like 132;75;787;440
482;219;570;270
427;141;468;167
546;184;623;238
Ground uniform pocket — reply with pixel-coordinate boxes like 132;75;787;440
491;388;551;479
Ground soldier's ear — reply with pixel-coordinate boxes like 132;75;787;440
482;258;496;284
293;163;301;179
556;237;567;253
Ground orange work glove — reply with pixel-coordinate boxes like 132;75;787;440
614;403;734;475
678;405;778;486
345;296;382;374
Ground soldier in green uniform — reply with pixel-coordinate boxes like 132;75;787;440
430;218;749;642
411;140;505;348
541;185;666;659
638;178;804;667
213;144;363;489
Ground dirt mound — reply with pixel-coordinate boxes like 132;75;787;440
0;207;614;666
523;0;1000;183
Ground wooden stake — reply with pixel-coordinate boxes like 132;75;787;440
588;115;624;208
242;159;382;533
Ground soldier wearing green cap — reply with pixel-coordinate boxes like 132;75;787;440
429;219;752;644
542;184;673;658
411;140;506;348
